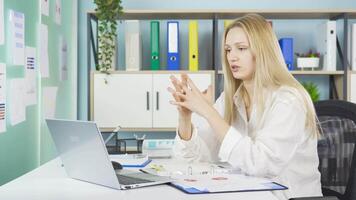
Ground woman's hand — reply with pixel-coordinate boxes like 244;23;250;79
169;76;214;119
168;74;192;118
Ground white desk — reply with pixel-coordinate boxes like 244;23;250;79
0;158;278;200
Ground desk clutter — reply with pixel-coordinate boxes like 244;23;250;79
141;160;287;194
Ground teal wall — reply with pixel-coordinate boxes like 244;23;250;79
0;0;40;186
0;0;77;186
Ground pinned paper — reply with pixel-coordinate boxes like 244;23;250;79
0;0;4;45
25;46;37;106
0;63;6;133
9;10;25;65
41;0;49;16
39;24;49;78
59;35;68;81
9;79;26;125
43;87;58;118
55;0;61;25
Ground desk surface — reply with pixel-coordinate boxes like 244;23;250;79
0;158;278;200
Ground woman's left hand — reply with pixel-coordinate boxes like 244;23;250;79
169;77;214;118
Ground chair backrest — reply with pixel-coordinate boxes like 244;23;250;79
314;100;356;200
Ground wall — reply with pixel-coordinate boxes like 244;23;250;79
0;0;77;185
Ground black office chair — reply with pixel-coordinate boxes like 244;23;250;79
314;100;356;200
290;100;356;200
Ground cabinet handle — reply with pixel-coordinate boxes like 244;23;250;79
156;92;159;110
146;92;150;110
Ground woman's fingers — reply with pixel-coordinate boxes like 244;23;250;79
170;75;183;92
187;77;199;92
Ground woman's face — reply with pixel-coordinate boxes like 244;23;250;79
224;27;256;82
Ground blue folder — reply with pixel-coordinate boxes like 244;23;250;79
167;21;180;70
122;159;152;168
170;179;287;194
279;38;294;70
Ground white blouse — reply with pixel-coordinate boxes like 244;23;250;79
173;86;322;200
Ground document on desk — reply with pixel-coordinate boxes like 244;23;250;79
170;174;287;194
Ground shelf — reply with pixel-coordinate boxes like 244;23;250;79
88;9;356;20
217;70;344;75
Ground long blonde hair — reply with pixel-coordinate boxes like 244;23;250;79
222;14;319;137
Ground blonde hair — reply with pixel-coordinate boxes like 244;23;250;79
222;13;319;137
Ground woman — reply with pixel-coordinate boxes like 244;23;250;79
168;14;322;200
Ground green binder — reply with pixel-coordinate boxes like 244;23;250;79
150;21;160;70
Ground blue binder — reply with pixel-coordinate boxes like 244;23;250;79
278;38;294;70
167;21;180;70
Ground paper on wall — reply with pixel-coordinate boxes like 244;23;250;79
25;46;37;106
59;35;68;81
39;24;49;78
0;0;4;45
43;87;58;118
9;79;26;125
55;0;61;25
41;0;49;16
0;63;6;133
9;10;25;65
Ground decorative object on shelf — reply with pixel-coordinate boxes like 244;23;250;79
94;0;123;73
278;38;294;70
296;50;320;69
302;82;320;102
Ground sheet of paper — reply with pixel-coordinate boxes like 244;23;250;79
25;46;37;106
59;35;67;81
55;0;61;25
172;174;280;192
0;63;6;133
9;79;26;125
41;0;49;16
42;87;58;118
39;24;49;78
0;0;4;45
9;10;25;65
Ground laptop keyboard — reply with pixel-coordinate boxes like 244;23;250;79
116;174;154;185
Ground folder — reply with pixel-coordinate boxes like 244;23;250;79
167;21;180;70
224;20;232;30
352;24;356;70
278;38;294;70
316;21;336;71
125;20;142;71
189;21;199;71
150;21;160;70
170;174;287;194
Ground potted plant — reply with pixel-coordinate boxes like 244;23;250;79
295;49;320;69
94;0;123;73
302;82;320;102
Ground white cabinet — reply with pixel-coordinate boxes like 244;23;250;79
91;71;214;130
350;73;356;104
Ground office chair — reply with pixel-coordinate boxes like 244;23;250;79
314;100;356;200
290;100;356;200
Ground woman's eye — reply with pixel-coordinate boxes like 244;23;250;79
238;47;247;51
225;49;231;53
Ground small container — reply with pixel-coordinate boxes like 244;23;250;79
297;57;320;69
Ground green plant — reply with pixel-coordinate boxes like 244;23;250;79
302;82;320;102
295;49;320;58
94;0;123;72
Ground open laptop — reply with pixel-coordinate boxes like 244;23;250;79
46;119;171;190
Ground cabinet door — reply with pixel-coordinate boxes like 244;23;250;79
152;73;212;128
94;74;152;128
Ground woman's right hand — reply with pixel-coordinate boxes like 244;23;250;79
168;74;192;119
